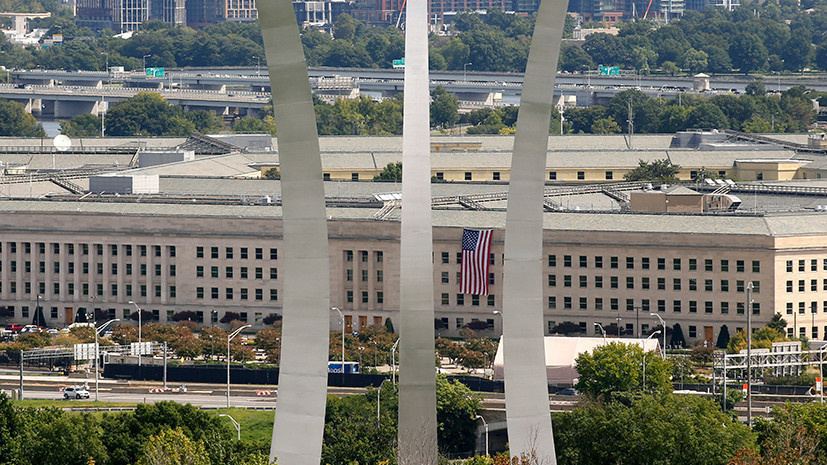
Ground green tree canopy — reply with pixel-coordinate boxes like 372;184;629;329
0;99;44;137
623;158;681;183
574;342;672;401
374;161;402;181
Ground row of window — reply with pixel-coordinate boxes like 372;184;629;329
195;286;278;301
13;305;259;324
346;290;384;305
549;275;760;292
439;293;497;307
786;279;827;293
1;242;175;258
785;301;827;314
786;259;827;273
196;246;277;260
0;281;176;298
545;296;760;314
1;261;176;277
345;269;383;283
344;250;384;263
552;321;731;340
548;255;761;273
197;266;276;280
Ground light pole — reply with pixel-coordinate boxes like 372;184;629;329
594;322;607;342
331;307;345;373
219;414;241;441
746;281;754;427
615;317;622;337
35;294;41;325
650;313;667;357
94;318;119;402
643;331;661;391
252;56;261;77
227;324;252;407
464;62;472;82
370;339;377;367
391;338;400;388
358;346;364;370
142;54;151;71
128;301;142;366
476;415;489;457
376;379;386;427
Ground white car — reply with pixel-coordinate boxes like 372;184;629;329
63;386;90;399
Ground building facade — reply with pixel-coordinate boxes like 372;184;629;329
2;200;827;345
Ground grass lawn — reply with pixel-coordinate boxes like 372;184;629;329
213;408;275;444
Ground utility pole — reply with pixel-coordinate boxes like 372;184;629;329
746;281;754;427
627;96;634;149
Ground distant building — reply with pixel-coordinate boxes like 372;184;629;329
293;0;351;27
77;0;185;32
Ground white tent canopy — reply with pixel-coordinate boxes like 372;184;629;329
493;336;661;386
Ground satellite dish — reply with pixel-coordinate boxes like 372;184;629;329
53;135;72;152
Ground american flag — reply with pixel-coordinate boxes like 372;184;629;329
460;228;493;296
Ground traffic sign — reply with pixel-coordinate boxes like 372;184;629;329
146;67;165;78
599;66;620;76
392;58;405;69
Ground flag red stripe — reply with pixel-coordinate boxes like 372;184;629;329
460;229;492;296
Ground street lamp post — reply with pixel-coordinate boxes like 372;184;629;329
615;317;622;337
252;56;261;77
94;318;119;402
464;62;472;82
594;322;607;342
227;324;252;408
128;301;142;366
391;338;400;388
650;313;667;357
370;339;377;367
331;307;345;374
219;414;241;441
35;295;41;325
476;415;489;457
643;331;661;391
142;54;151;71
376;379;386;427
746;281;754;427
493;310;502;337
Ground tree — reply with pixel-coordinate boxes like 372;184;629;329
60;113;101;137
590;117;621;134
553;395;754;465
574;342;672;401
782;30;812;72
436;375;482;455
105;92;190;136
373;162;402;181
716;324;731;349
661;61;680;76
0;98;45;137
430;85;459;129
220;312;242;324
10;407;109;465
680;48;709;74
170;311;199;322
767;313;787;333
686;101;729;129
262;167;280;179
670;323;686;348
550;321;582;336
745;81;766;96
139;428;209;465
729;32;768;73
623;159;681;183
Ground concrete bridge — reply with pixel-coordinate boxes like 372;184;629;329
0;84;268;119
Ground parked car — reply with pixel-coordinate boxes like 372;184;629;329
4;324;23;333
555;388;579;396
63;386;90;399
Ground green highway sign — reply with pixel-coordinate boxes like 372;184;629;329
392;58;405;68
599;66;620;75
146;67;165;78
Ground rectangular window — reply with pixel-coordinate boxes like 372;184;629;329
548;275;556;287
704;279;713;292
752;260;760;273
641;277;649;289
737;280;745;293
605;171;613;180
169;265;176;277
642;257;650;270
812;259;818;271
704;259;713;272
610;277;618;289
457;253;462;264
787;280;794;292
270;289;278;301
577;171;584;180
689;301;697;313
155;264;162;276
657;258;666;270
441;252;449;264
673;258;681;270
255;248;263;260
813;279;819;292
673;278;681;291
626;299;634;311
610;257;618;269
579;276;587;288
472;295;480;306
721;302;729;314
563;275;572;287
626;277;634;289
271;248;279;260
721;259;729;272
721;280;729;292
361;269;368;282
737;260;745;272
378;292;385;304
673;300;682;313
579;255;588;268
376;251;383;262
225;247;234;259
548;171;556;180
705;301;713;314
688;279;697;291
610;298;619;311
548;296;556;309
564;255;572;267
595;276;603;288
689;326;697;338
800;280;806;292
442;293;449;305
580;297;588;310
595;298;603;310
240;248;249;259
657;278;665;290
564;297;572;309
464;172;472;180
256;289;263;301
548;255;556;267
786;260;793;272
626;257;634;269
196;246;204;258
457;294;464;306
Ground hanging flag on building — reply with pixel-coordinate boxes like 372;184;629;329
460;228;492;296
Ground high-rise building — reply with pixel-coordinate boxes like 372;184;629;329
185;0;222;28
224;0;258;21
151;0;186;25
77;0;185;32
